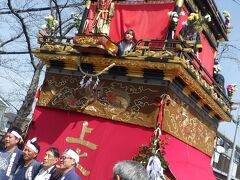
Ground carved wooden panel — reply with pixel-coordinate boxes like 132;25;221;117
162;92;216;156
38;73;166;128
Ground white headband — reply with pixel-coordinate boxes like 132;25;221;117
65;149;79;163
26;137;39;153
11;131;22;141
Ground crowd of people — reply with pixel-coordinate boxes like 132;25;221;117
0;127;148;180
0;127;80;180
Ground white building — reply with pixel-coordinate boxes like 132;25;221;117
212;132;240;180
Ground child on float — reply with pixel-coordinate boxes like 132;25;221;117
117;29;136;56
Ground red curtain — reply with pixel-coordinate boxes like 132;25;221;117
161;132;216;180
199;33;215;79
28;106;153;180
88;3;175;42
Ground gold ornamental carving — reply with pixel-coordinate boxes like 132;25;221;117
74;36;99;45
162;93;216;156
38;73;165;128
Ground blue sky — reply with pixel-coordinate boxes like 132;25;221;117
215;0;240;146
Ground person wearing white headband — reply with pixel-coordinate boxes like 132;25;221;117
13;137;41;180
0;127;23;180
58;149;80;180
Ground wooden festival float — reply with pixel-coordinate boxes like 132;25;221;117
29;0;232;179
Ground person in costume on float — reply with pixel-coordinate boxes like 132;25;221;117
113;160;148;180
213;62;226;96
0;127;23;180
117;29;136;56
178;23;202;55
34;147;60;180
58;149;80;180
13;137;41;180
93;0;115;35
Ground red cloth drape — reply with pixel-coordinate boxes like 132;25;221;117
161;132;216;180
28;106;215;180
28;106;153;180
109;3;175;42
87;3;175;42
199;33;215;79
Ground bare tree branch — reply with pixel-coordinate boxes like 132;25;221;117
0;32;23;48
0;94;18;111
7;0;36;69
0;2;84;15
0;71;29;91
227;44;240;51
216;43;229;63
231;0;240;6
0;51;30;54
52;0;63;37
62;24;75;36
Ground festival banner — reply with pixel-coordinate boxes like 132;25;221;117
28;106;153;180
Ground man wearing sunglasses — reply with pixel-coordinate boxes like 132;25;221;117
58;149;80;180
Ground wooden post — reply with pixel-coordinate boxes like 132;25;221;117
78;0;92;34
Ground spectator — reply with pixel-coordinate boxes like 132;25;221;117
113;160;148;180
58;149;80;180
34;147;60;180
13;137;41;180
0;127;23;180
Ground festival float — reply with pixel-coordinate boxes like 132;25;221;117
29;0;232;179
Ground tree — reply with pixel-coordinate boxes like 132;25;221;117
216;43;240;69
0;0;84;131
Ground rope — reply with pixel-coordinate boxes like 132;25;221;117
75;58;115;77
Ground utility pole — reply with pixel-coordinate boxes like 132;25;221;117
227;115;240;180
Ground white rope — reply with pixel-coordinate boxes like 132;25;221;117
76;58;115;89
76;58;115;77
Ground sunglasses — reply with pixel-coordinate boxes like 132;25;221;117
60;156;73;161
